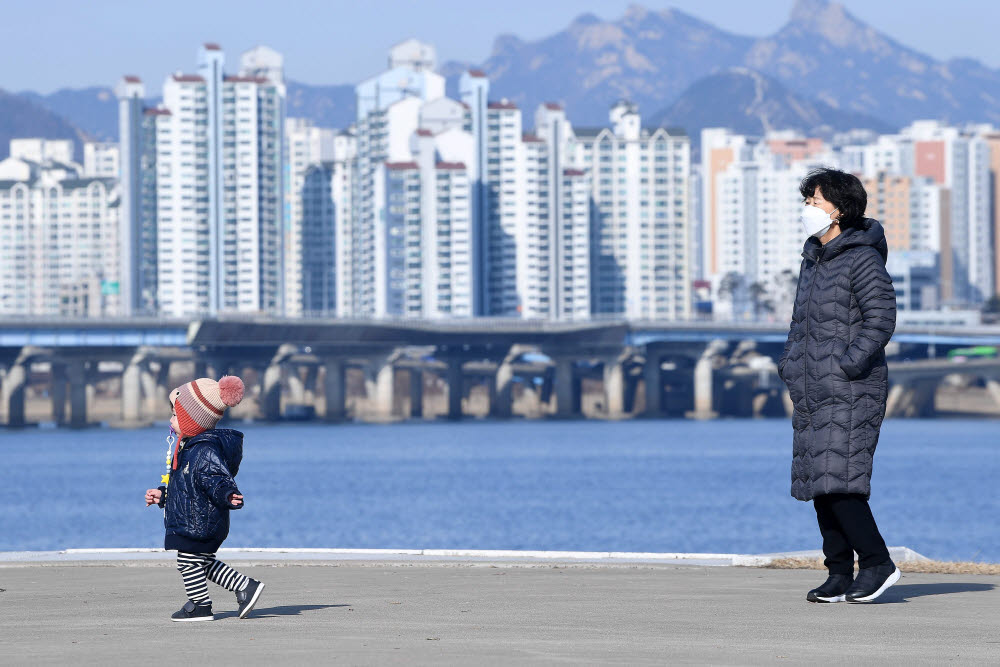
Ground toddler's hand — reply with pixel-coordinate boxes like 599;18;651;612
228;493;244;508
145;488;162;506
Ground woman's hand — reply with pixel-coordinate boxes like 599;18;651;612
145;488;163;506
228;493;244;508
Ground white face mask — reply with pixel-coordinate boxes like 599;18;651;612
800;205;837;238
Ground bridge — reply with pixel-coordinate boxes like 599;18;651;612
2;317;999;427
5;317;1000;347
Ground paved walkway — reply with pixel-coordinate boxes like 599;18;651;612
1;559;997;665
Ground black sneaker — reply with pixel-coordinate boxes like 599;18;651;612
845;561;901;603
171;600;214;622
806;573;854;603
236;579;265;619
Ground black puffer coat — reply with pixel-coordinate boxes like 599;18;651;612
778;219;896;502
159;429;243;552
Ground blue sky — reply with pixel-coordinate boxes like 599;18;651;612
5;0;1000;93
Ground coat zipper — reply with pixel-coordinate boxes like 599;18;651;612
802;256;818;423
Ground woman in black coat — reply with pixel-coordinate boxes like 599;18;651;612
778;168;900;604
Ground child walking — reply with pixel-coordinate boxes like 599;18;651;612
144;375;265;621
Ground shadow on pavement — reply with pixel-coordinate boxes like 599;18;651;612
877;582;996;603
215;604;350;619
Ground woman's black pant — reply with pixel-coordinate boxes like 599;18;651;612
813;493;890;573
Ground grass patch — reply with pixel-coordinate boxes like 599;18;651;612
762;557;1000;575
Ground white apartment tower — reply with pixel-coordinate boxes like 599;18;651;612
572;101;691;320
83;142;120;178
902;121;993;304
0;140;121;317
116;75;157;315
117;44;285;318
285;117;336;316
347;41;482;318
531;103;592;320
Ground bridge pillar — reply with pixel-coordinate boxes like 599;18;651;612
491;362;513;419
364;351;398;420
551;356;579;419
121;355;143;424
260;344;301;422
67;360;90;428
602;354;626;418
986;380;1000;411
445;358;464;420
2;362;27;427
140;361;167;419
261;363;283;421
322;358;346;422
686;341;726;420
624;372;640;414
885;379;937;418
287;369;307;404
409;369;424;418
642;352;662;418
51;367;68;425
491;346;527;419
687;354;718;420
303;365;319;405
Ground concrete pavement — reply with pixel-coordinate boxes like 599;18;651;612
0;559;997;665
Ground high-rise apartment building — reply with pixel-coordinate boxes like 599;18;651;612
343;42;482;319
701;129;829;318
901;121;992;304
83;142;120;178
862;173;943;253
0;140;121;317
285;117;336;316
117;44;285;318
571;101;691;320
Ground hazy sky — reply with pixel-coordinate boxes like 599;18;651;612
5;0;1000;94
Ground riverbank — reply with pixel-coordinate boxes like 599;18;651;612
1;557;997;665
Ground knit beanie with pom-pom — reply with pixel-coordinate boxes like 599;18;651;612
170;375;244;439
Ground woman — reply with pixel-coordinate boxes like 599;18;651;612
777;167;899;603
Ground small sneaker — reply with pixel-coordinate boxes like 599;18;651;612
845;561;901;603
171;600;214;622
807;573;854;603
236;579;265;619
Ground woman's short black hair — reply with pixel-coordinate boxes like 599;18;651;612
798;167;868;227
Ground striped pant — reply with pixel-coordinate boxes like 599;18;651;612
176;552;249;606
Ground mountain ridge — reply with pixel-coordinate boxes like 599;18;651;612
7;0;999;149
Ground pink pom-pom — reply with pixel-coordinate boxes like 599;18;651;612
218;375;245;407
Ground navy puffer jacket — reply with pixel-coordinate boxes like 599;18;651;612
778;219;896;502
159;429;243;553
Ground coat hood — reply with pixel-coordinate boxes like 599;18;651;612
802;218;888;265
185;428;243;477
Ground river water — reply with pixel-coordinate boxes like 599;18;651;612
1;418;996;562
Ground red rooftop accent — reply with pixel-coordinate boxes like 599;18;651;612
436;161;466;170
544;102;563;110
468;69;486;78
143;108;171;116
204;43;221;51
416;129;434;137
224;75;270;84
386;161;418;170
123;75;141;83
172;74;206;83
488;100;518;110
522;133;544;143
